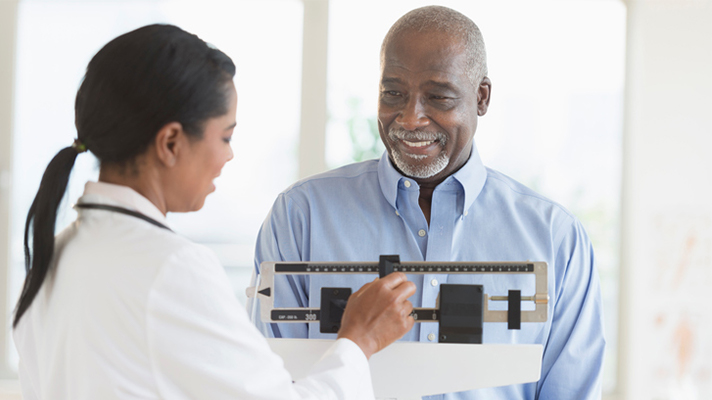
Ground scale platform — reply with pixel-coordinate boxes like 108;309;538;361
268;338;543;399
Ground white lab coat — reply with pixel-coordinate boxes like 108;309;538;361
13;181;373;399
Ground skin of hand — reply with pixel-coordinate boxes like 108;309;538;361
336;272;416;359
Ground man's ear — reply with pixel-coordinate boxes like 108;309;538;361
477;77;492;116
154;122;184;167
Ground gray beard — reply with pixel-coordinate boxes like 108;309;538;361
388;128;449;179
391;150;449;179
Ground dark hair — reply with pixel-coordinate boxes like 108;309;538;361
14;24;236;327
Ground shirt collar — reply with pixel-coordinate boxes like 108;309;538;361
378;143;488;214
76;181;169;227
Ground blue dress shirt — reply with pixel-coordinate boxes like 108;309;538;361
250;145;605;399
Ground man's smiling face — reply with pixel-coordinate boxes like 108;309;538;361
378;29;490;183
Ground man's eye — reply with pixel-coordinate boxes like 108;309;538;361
383;90;400;97
223;137;232;143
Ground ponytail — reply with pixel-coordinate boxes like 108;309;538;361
14;147;79;327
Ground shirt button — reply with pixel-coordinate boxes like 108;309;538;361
418;229;426;237
395;210;400;216
404;180;411;188
464;210;469;216
428;333;436;341
430;279;438;287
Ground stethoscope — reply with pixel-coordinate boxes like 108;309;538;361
75;203;172;232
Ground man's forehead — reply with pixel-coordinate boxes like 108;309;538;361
381;31;468;84
383;29;466;64
379;67;464;88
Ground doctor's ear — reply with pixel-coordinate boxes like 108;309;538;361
154;122;185;167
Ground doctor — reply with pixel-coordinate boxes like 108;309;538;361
13;24;415;399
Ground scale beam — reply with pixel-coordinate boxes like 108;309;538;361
248;260;549;330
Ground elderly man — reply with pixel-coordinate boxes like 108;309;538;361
251;5;605;399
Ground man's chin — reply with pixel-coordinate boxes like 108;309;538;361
391;151;449;180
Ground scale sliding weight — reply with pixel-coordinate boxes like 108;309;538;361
247;255;549;344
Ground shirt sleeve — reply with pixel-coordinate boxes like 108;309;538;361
249;192;311;339
536;218;606;399
146;244;374;400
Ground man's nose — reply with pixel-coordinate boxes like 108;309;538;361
395;97;429;131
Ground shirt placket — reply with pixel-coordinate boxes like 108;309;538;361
396;178;429;260
422;188;458;343
415;185;459;343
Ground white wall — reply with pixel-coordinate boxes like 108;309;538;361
620;0;712;398
298;0;328;179
0;0;18;381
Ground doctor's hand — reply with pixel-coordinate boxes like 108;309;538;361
337;272;416;360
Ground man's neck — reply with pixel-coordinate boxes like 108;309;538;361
417;183;437;226
398;171;447;228
395;152;472;226
416;180;439;204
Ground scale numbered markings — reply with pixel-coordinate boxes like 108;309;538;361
393;264;534;273
276;264;377;273
271;308;441;322
274;263;535;274
271;309;321;321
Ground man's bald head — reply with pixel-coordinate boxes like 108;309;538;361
380;6;488;88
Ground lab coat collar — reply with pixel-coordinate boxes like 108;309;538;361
77;181;169;227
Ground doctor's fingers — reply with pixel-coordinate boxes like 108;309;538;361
363;272;412;295
349;272;403;299
390;279;416;302
368;273;416;303
400;299;415;319
386;298;415;334
350;273;414;306
373;284;416;321
351;279;376;298
378;271;409;289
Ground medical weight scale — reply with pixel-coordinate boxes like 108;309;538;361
248;255;549;398
248;255;549;343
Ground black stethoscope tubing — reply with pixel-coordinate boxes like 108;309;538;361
75;203;172;232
